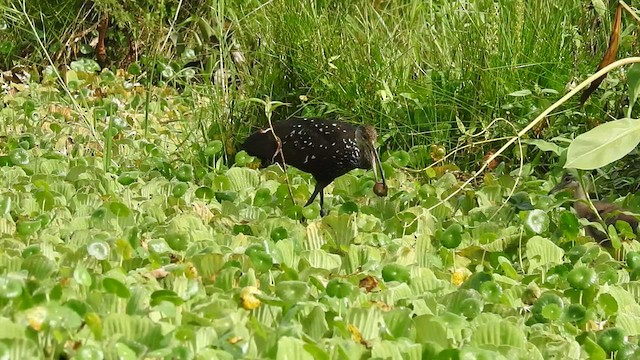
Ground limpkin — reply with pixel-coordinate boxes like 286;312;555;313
243;117;387;215
550;172;639;247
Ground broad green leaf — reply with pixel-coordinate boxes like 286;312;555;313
304;306;329;340
108;201;132;217
6;339;39;359
508;90;532;97
627;63;640;116
322;214;357;248
591;0;606;17
459;347;508;360
75;345;105;360
73;263;92;287
559;212;580;238
304;222;326;250
378;283;413;304
103;314;165;349
0;275;22;299
103;277;131;298
15;219;40;236
70;58;100;72
151;289;184;306
347;307;383;342
583;336;607;360
21;255;56;280
114;342;137;360
529;330;581;360
273;238;298;268
383;308;413;338
0;196;11;215
623;282;640;303
251;301;280;328
498;257;520;279
48;304;84;330
192;253;225;279
470;317;526;350
410;271;449;294
523;209;549;234
0;317;25;339
334;174;360;196
34;190;56;211
305;249;341;271
371;339;422;360
444;289;484;319
601;285;640;335
526;236;564;273
276;336;314;360
565;118;640;169
275;281;308;305
167;214;211;242
522;139;564;156
413;315;451;348
195;186;215;200
226;167;259;191
303;342;330;360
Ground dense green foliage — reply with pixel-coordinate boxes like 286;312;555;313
1;1;635;153
1;0;640;359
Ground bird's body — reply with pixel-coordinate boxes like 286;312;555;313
243;117;386;214
550;173;639;246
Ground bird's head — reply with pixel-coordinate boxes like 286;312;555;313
549;171;587;200
356;125;387;194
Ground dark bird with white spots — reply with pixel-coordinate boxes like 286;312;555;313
243;117;387;215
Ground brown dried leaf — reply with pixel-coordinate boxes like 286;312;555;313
482;150;500;170
96;14;109;67
347;324;370;348
580;3;622;106
359;275;379;292
369;300;392;312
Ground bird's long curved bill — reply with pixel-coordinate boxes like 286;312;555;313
371;147;386;186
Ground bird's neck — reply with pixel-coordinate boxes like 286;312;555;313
573;185;588;202
571;185;597;217
358;152;373;170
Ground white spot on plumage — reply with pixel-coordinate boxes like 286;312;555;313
311;155;316;160
304;155;309;163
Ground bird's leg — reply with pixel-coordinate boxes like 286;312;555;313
304;180;328;217
304;186;321;207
